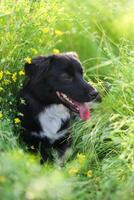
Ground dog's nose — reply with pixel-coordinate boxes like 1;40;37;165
90;89;98;98
90;89;101;102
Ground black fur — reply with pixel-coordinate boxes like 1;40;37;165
19;52;101;163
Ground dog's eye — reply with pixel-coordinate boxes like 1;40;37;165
61;73;73;81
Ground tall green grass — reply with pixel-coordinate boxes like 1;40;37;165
0;0;134;199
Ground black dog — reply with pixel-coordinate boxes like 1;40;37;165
19;52;101;163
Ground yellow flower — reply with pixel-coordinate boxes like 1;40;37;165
5;70;11;75
12;72;17;82
53;48;60;54
0;176;6;183
14;118;21;124
68;168;79;176
0;87;4;92
25;57;32;64
55;30;63;36
19;70;25;76
77;153;86;164
0;112;3;119
86;170;93;177
31;48;38;55
3;79;11;85
0;71;3;80
42;28;49;33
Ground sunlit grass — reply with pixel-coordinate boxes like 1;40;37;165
0;0;134;200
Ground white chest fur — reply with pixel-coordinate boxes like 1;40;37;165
37;104;70;143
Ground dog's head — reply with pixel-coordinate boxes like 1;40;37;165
24;52;101;120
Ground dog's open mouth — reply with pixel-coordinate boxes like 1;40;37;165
56;91;90;121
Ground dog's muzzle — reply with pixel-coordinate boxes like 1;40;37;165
56;91;90;121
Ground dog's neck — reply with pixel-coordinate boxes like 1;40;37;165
36;104;71;143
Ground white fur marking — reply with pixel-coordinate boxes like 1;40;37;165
37;104;70;142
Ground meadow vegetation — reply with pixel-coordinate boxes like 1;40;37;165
0;0;134;199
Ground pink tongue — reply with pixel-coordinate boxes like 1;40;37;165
76;103;90;121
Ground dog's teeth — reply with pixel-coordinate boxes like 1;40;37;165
60;92;76;107
63;94;67;98
75;106;79;110
56;91;60;97
65;96;69;100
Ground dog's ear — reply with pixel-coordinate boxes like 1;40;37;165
65;52;79;59
24;56;51;79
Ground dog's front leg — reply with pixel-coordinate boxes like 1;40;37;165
40;142;49;164
54;136;72;166
40;138;53;164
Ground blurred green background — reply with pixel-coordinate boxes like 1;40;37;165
0;0;134;200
